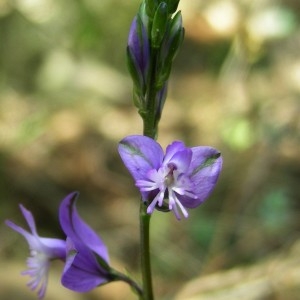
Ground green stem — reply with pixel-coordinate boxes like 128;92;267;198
143;48;158;138
140;41;160;300
110;268;144;299
140;203;153;300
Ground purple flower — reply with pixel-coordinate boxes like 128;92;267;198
118;135;223;220
5;205;66;299
59;192;111;292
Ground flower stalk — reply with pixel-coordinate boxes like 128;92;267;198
140;204;153;300
109;268;144;299
126;1;186;298
140;36;157;300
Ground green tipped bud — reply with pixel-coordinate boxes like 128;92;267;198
169;11;183;39
165;11;184;62
156;11;184;88
145;0;159;18
138;2;149;27
166;0;180;14
151;2;169;48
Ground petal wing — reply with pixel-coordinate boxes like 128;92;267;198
59;192;109;262
165;148;192;173
19;204;38;236
163;141;186;164
181;146;222;208
118;135;164;181
61;237;109;293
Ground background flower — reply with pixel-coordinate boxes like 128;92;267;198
5;205;66;299
59;192;112;292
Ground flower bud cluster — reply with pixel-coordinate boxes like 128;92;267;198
127;0;184;127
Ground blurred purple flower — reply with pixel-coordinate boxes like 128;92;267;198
118;135;223;220
59;192;111;293
5;206;66;299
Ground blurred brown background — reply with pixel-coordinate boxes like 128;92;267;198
0;0;299;299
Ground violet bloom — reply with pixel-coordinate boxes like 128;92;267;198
59;192;111;293
5;206;66;299
118;135;223;220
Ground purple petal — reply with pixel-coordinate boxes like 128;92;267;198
62;263;107;293
39;237;66;259
61;238;108;292
59;192;109;262
181;146;222;208
164;148;192;173
6;219;66;259
6;204;48;252
163;141;186;164
128;17;138;48
20;204;38;236
118;135;164;182
5;220;37;248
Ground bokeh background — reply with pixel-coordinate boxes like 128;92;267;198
0;0;299;299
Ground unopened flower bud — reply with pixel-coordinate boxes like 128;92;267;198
151;2;168;48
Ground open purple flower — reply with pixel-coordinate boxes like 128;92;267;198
5;205;66;299
59;192;112;293
118;135;223;220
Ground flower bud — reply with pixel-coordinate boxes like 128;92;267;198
127;15;150;98
156;11;184;87
166;0;180;14
145;0;160;18
163;11;184;63
151;2;168;48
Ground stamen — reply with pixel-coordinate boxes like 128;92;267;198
147;190;164;214
168;189;189;220
140;164;194;219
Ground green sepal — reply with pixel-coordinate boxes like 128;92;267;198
138;2;149;30
126;46;144;93
138;107;149;122
169;11;183;44
132;86;144;110
156;64;171;90
151;2;169;48
166;0;180;14
156;11;184;88
165;26;184;64
145;0;159;18
164;11;184;62
146;0;179;17
94;251;112;273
